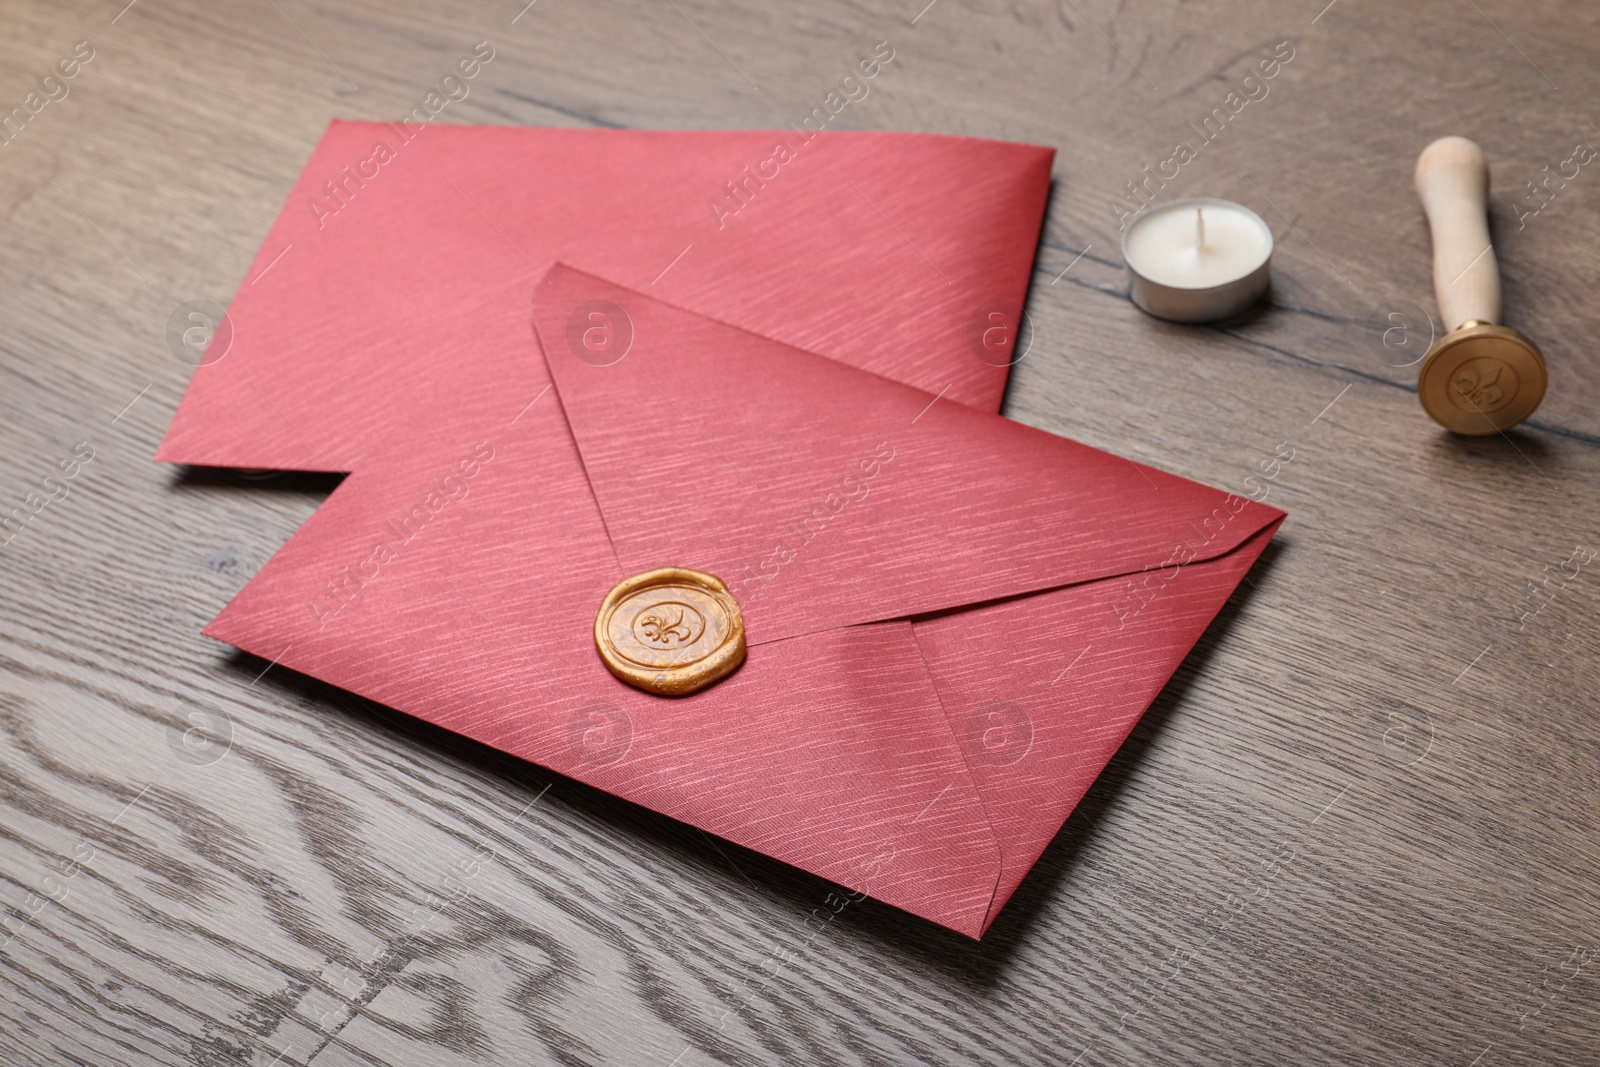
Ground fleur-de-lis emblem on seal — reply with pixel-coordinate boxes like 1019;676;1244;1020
1453;362;1505;408
637;605;692;646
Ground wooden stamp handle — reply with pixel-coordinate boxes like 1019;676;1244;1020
1415;135;1501;331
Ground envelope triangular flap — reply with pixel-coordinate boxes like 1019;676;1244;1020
534;265;1284;646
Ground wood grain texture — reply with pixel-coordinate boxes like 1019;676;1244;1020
2;1;1598;1065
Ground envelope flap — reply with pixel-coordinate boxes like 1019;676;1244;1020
534;266;1286;646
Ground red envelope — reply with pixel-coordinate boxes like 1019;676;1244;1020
156;123;1055;471
201;266;1283;937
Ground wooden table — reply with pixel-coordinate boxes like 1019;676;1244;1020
3;1;1597;1064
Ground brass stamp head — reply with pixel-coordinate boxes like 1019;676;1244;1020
595;567;746;696
1417;321;1547;435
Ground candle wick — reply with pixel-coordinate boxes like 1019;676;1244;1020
1196;206;1205;251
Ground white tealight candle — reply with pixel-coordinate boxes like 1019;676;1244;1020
1121;198;1274;323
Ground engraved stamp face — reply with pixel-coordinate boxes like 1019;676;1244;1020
632;601;706;650
609;585;726;670
1448;356;1518;413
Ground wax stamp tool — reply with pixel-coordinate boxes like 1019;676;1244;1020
1413;136;1546;434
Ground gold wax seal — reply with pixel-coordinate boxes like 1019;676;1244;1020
595;568;745;696
1417;321;1547;435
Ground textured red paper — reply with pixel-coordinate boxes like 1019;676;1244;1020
157;123;1055;471
202;266;1283;937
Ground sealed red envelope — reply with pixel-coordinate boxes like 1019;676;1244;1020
157;123;1054;471
200;266;1284;937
